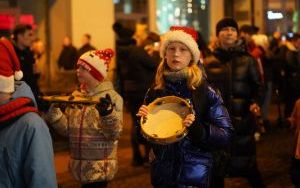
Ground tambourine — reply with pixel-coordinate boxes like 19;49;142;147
140;96;192;145
41;95;99;104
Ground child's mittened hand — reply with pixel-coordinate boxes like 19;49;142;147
136;105;149;117
46;104;63;124
183;114;195;127
96;94;114;116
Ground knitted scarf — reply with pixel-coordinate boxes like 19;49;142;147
0;97;38;123
163;67;189;83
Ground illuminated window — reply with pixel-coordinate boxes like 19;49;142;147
156;0;209;39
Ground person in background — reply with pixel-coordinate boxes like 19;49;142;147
0;37;57;188
31;38;45;62
289;99;300;188
46;49;123;188
252;34;274;131
143;31;161;60
269;31;282;53
113;22;136;47
137;26;233;188
196;31;212;60
78;33;96;56
204;17;265;188
12;24;46;111
283;33;300;120
115;25;160;166
239;25;264;83
57;36;78;70
208;36;218;52
30;38;45;85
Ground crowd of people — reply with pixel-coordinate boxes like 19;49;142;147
1;16;300;188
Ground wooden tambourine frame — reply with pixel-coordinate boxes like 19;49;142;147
140;96;192;145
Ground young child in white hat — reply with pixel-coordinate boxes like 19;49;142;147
47;49;123;188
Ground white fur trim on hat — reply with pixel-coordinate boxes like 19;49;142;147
0;74;14;93
160;30;200;64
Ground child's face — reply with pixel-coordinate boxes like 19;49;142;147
165;42;192;71
76;63;95;84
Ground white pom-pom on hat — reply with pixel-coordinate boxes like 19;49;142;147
14;70;23;81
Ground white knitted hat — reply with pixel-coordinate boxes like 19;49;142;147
160;26;200;64
77;49;114;81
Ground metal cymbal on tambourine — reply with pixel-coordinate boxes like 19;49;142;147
140;96;192;145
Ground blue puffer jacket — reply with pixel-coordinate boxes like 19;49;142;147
0;81;57;188
144;80;233;188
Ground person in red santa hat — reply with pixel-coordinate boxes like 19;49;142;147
136;26;233;188
46;49;123;188
0;37;57;187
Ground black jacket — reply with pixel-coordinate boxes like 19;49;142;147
78;44;96;57
204;45;264;174
57;45;78;70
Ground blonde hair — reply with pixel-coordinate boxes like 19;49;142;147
154;59;202;90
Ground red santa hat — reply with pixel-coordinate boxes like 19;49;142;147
0;37;23;93
160;26;200;64
77;49;114;81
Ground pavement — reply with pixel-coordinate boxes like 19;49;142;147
53;102;296;188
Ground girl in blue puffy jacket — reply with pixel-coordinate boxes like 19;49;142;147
137;26;233;188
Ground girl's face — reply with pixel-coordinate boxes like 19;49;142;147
76;62;95;84
165;42;192;71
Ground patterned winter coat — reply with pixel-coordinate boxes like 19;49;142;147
51;81;123;183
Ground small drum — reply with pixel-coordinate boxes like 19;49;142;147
41;95;99;104
140;96;192;145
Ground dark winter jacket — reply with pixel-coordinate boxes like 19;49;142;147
204;46;264;175
78;43;96;56
117;45;159;94
285;43;300;92
57;45;78;70
14;46;45;110
144;79;233;187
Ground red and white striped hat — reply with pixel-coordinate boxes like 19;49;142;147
77;49;114;81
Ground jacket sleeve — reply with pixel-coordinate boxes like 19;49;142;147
100;94;123;140
248;56;264;105
189;87;233;150
47;105;69;137
23;114;58;188
205;87;233;149
188;85;233;150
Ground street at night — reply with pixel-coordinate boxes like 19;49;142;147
1;1;300;188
